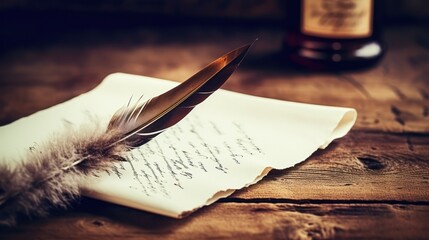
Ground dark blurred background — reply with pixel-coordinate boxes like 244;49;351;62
1;0;429;49
0;1;428;123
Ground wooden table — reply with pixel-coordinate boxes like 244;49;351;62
1;22;428;239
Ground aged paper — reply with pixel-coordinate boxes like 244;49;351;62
0;73;356;217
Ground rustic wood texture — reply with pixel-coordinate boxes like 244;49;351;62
235;132;429;201
1;201;429;240
0;22;428;239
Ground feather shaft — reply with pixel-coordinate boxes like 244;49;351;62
109;43;252;147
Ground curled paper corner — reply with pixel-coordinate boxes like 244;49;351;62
319;108;357;149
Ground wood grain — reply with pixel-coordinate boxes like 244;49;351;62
1;26;428;132
1;201;428;240
0;22;428;239
233;132;429;201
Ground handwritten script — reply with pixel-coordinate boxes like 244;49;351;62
100;115;265;199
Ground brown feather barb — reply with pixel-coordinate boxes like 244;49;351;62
0;43;251;226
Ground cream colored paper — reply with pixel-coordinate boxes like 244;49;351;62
0;73;356;218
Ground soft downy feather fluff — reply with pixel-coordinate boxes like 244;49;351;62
0;43;251;226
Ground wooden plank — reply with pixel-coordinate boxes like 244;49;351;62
351;100;429;133
1;27;428;133
0;22;428;239
2;41;427;106
1;26;427;96
1;201;428;239
0;78;99;125
233;131;429;201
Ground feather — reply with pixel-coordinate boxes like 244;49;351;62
109;43;251;147
0;43;251;226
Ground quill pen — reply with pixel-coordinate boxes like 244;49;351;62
0;43;251;226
